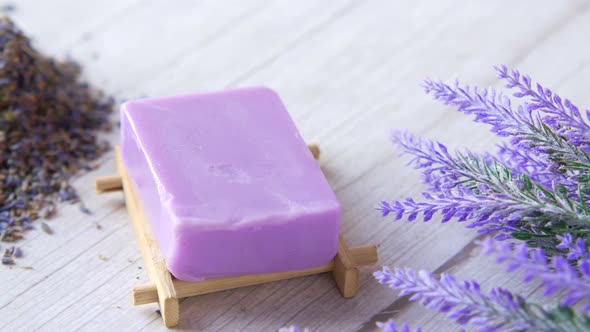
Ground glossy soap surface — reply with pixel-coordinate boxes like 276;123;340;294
120;87;341;281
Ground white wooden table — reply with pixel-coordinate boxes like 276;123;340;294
1;1;589;331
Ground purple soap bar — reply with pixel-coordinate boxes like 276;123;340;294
120;87;341;281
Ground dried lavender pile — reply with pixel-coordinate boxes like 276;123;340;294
0;17;113;265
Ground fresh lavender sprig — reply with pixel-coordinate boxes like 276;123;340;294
391;130;581;200
383;130;590;242
379;190;540;241
495;65;590;152
494;142;584;203
480;236;590;311
376;320;422;332
422;78;590;176
375;266;590;331
377;67;590;332
390;130;464;191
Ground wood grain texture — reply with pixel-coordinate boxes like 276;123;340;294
95;175;123;193
115;148;179;327
2;0;590;331
131;245;377;306
332;235;360;298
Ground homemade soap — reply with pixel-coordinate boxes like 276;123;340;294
120;87;341;281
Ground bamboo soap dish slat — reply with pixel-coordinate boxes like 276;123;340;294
95;144;378;328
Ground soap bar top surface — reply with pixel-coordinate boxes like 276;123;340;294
120;87;341;280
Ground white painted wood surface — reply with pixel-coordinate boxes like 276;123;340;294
1;0;589;331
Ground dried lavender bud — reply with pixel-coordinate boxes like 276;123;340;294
40;222;52;235
0;17;113;246
10;245;21;257
79;204;91;215
1;256;14;265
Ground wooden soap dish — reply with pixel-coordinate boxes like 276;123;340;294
95;144;378;328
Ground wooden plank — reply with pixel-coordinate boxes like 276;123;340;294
332;235;360;298
10;0;146;52
64;0;352;99
308;144;321;160
128;0;356;97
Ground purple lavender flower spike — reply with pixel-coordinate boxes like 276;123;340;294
421;79;534;140
379;188;528;235
391;130;514;193
495;143;547;173
375;266;585;331
383;130;590;237
386;128;590;248
480;236;590;311
376;320;422;332
495;143;580;200
557;233;590;260
422;77;590;175
495;143;551;182
390;130;461;191
495;65;590;151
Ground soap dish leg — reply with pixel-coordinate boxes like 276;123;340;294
159;294;180;328
332;235;360;298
